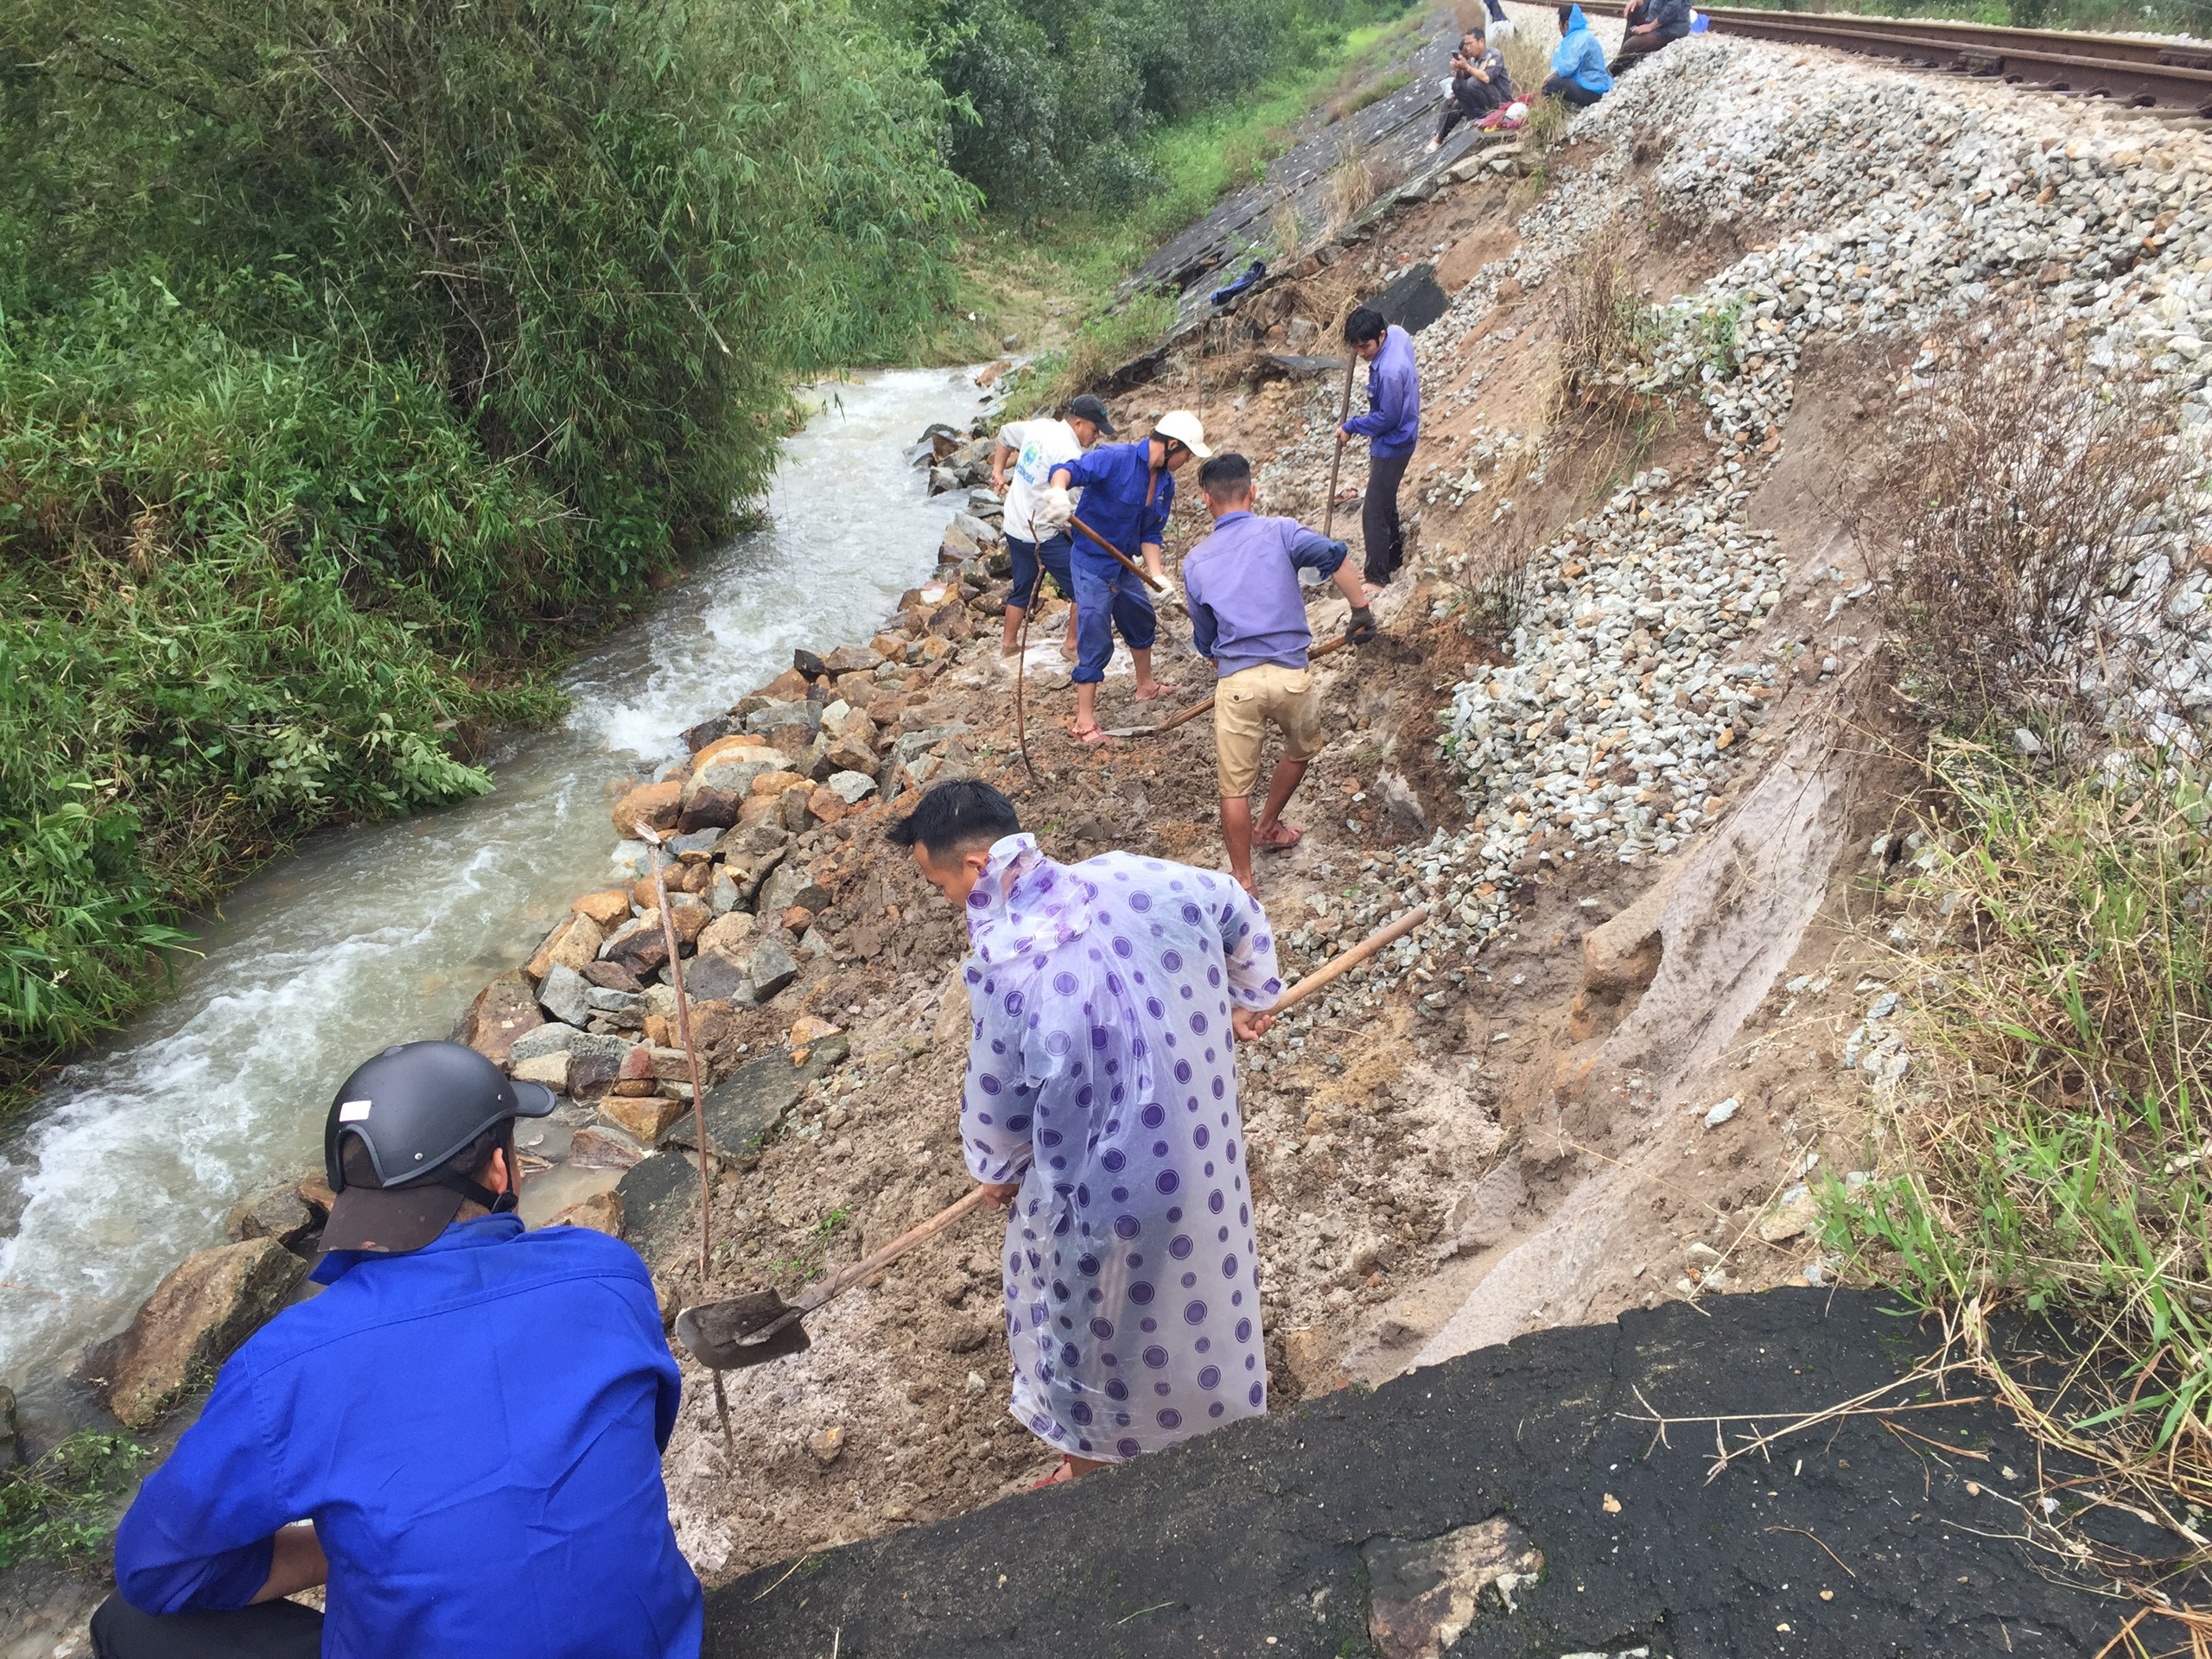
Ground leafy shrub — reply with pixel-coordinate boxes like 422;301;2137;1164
0;0;975;1074
0;1431;150;1568
911;0;1413;222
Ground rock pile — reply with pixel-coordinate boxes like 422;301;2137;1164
910;422;1008;566
435;533;1024;1243
1249;27;2212;1042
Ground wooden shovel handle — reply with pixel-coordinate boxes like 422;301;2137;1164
1149;635;1351;736
795;1183;995;1314
1321;352;1358;541
1068;514;1168;593
1270;906;1428;1016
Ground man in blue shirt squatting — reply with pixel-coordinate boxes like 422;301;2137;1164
1338;305;1421;597
96;1040;702;1659
891;778;1283;1486
1181;452;1378;896
1035;410;1211;746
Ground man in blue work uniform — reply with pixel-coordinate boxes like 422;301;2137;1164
95;1040;702;1659
1038;410;1210;746
1338;306;1421;596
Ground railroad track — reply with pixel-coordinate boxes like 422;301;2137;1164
1576;2;2212;115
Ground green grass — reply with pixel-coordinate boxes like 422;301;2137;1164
0;1431;150;1569
945;3;1429;394
1822;740;2212;1480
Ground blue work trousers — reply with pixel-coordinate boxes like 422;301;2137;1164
1071;553;1158;684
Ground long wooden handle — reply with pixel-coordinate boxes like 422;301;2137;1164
1149;635;1351;736
637;825;713;1281
794;1183;994;1314
1068;514;1168;593
1271;906;1428;1014
1320;353;1358;540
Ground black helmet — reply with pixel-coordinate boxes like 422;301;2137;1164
321;1041;556;1255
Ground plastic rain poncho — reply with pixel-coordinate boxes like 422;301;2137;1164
956;834;1281;1462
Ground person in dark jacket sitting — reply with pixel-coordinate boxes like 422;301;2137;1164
1611;0;1692;73
1426;29;1514;153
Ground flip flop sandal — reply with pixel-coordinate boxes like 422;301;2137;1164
1258;824;1305;854
1131;682;1180;702
1071;724;1114;746
1030;1459;1076;1489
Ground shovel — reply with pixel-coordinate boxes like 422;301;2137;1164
676;1185;995;1369
1103;635;1351;738
675;907;1430;1370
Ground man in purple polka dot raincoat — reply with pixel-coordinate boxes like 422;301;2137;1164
890;779;1283;1482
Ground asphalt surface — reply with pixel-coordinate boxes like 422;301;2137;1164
705;1288;2183;1658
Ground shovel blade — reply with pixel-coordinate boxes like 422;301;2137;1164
675;1289;812;1370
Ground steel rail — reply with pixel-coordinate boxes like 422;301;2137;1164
1576;2;2212;113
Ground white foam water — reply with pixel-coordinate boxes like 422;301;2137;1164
0;367;982;1414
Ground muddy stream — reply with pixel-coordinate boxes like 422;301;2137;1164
0;368;984;1436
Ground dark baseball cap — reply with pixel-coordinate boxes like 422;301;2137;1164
1065;393;1116;435
321;1041;555;1255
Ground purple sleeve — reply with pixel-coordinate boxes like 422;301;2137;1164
1217;887;1285;1007
958;964;1037;1185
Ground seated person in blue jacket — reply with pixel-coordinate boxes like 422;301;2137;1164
96;1040;702;1659
1610;0;1691;73
1036;410;1210;746
1181;453;1376;894
1543;5;1614;107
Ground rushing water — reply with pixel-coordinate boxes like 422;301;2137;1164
0;367;982;1417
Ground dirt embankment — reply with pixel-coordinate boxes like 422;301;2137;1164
55;18;2212;1632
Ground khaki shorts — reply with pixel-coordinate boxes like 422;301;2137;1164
1214;663;1324;798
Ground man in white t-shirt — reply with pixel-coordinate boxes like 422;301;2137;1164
992;393;1112;659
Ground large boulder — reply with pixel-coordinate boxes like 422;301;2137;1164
680;747;785;834
224;1184;315;1249
572;889;633;928
537;963;593;1028
758;862;830;916
454;969;544;1065
616;1151;709;1268
821;643;881;677
610;779;682;840
525;912;604;982
749;936;800;1001
86;1239;306;1428
697;910;759;963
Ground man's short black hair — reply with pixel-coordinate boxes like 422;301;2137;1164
1198;453;1254;504
886;778;1022;856
1557;3;1574;24
1344;307;1387;345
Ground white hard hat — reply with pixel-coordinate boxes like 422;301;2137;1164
1154;410;1211;460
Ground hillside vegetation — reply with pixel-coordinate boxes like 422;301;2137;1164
0;0;1402;1084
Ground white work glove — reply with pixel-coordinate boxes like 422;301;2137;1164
1036;486;1074;533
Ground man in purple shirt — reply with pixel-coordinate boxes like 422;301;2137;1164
1338;306;1421;594
1182;453;1375;894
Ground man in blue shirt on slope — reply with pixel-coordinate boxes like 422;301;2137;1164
1182;453;1376;894
96;1039;702;1659
1038;410;1210;745
1338;306;1421;596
